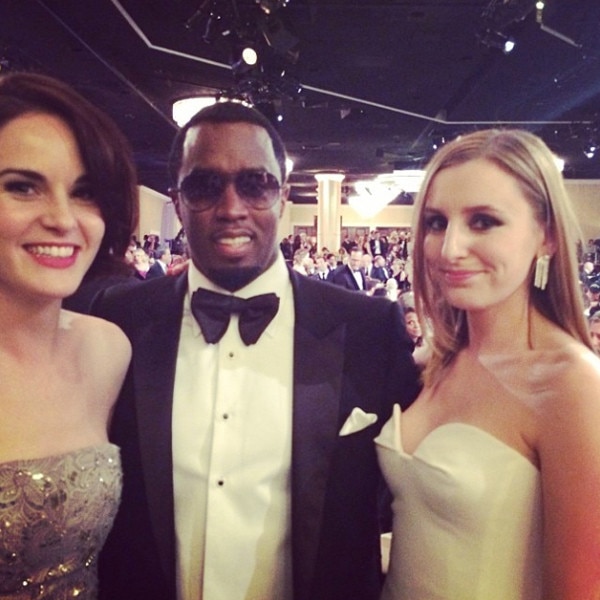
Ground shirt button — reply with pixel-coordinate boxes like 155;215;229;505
222;413;229;420
217;479;224;487
228;351;234;358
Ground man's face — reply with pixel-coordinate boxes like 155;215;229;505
348;250;362;271
173;122;288;291
588;288;600;303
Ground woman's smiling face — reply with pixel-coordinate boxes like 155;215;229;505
0;112;105;303
422;158;547;314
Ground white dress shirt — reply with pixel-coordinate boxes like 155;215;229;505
352;268;364;290
172;254;294;600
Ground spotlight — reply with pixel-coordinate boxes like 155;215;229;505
257;0;289;15
431;135;446;151
478;29;516;54
536;1;545;24
241;46;258;66
584;144;597;159
503;37;516;53
231;44;260;79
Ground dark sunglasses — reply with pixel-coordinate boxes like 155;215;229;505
170;169;282;212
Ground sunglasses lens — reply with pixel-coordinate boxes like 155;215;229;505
181;171;223;206
237;171;279;200
179;170;280;211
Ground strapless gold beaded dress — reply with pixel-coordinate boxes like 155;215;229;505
0;443;121;599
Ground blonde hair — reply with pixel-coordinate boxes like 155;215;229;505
412;129;590;385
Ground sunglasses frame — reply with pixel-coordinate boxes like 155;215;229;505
169;168;283;212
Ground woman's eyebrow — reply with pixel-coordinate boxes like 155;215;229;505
0;168;44;180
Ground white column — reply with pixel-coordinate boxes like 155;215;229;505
315;173;345;253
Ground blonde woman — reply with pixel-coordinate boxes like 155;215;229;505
377;129;600;600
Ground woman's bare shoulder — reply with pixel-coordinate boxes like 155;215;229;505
59;310;131;370
532;339;600;431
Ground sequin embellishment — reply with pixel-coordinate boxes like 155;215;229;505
0;444;121;599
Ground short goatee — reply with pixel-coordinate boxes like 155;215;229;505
207;267;263;292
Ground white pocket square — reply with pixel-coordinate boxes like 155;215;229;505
339;407;378;436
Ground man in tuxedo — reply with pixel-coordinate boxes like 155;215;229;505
145;246;172;279
370;254;390;283
327;247;367;291
369;230;388;258
311;254;330;280
94;102;419;600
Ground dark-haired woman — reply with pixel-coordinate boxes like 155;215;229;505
0;72;137;599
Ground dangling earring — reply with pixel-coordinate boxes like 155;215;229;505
534;254;551;290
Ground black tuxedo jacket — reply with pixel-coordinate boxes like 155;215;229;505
145;261;167;280
94;269;420;600
369;239;388;258
326;263;366;292
370;266;389;283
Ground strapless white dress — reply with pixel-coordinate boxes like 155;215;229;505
376;405;542;600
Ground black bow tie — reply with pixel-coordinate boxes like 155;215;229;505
191;288;280;345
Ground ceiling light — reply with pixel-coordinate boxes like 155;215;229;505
241;46;258;66
429;133;447;151
348;195;393;220
387;170;426;193
553;156;565;172
231;44;261;78
535;0;545;23
258;0;289;15
172;97;217;126
503;37;516;53
478;29;516;54
348;179;402;219
584;144;597;159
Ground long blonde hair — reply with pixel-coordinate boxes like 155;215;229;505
412;129;591;385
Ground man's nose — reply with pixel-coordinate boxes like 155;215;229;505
214;181;249;217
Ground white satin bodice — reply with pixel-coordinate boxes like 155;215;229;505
376;405;542;600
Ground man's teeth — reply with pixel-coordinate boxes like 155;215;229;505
28;245;75;257
218;237;250;247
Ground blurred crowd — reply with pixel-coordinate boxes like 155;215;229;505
279;230;600;360
113;229;600;360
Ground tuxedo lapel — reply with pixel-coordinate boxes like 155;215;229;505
345;264;360;290
131;274;187;585
289;272;346;600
